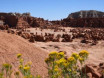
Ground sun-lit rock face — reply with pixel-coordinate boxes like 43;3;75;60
0;10;104;28
56;10;104;27
0;12;48;28
68;10;104;19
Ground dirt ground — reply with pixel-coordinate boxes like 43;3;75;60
0;31;48;77
26;27;104;65
0;27;104;78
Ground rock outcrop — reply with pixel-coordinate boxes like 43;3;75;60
51;10;104;28
68;10;104;19
61;18;104;27
0;12;49;28
1;10;104;28
82;63;104;78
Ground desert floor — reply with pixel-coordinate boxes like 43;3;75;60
26;27;104;65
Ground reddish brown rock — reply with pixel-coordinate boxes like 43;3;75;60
83;64;102;78
0;13;49;29
29;35;35;43
87;73;92;78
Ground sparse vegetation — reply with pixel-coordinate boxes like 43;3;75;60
45;50;89;78
8;50;104;78
1;50;104;78
0;50;89;78
0;53;41;78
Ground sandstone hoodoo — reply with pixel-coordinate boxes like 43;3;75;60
0;12;49;29
0;0;104;78
1;10;104;29
0;10;104;78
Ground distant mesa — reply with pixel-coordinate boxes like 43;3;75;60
68;10;104;19
60;10;104;27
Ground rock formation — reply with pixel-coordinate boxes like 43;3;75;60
51;10;104;28
68;10;104;19
1;10;104;28
0;12;49;28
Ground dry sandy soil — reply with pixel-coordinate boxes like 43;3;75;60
0;31;48;78
0;27;104;78
34;40;104;65
26;28;104;65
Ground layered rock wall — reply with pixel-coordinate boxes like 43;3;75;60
0;13;48;28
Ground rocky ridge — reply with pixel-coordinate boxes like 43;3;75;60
0;12;49;28
68;10;104;19
1;10;104;29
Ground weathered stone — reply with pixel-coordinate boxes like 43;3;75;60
83;64;102;78
87;73;92;78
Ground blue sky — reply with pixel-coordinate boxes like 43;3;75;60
0;0;104;20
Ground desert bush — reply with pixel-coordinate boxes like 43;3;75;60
45;50;89;78
17;53;41;78
0;50;89;78
0;53;41;78
0;63;12;78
